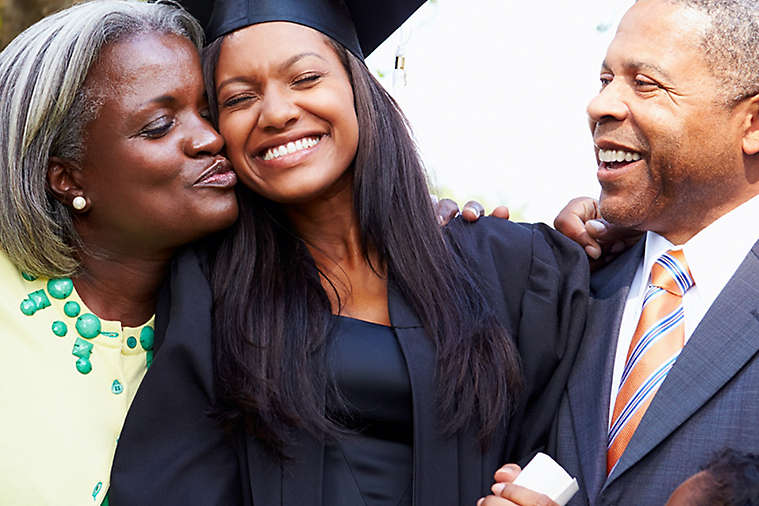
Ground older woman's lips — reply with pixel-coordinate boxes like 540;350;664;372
194;158;237;188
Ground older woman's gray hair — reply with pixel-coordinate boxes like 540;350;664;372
0;0;203;277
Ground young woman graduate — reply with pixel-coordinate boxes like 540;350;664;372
110;1;590;505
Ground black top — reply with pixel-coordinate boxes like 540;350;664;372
110;217;590;506
324;316;412;506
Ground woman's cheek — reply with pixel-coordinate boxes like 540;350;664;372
219;115;250;160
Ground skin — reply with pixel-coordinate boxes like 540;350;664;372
436;198;510;225
215;22;389;324
477;464;558;506
487;1;759;503
590;0;759;245
553;196;642;268
48;33;238;326
217;22;359;205
556;0;759;258
665;471;712;506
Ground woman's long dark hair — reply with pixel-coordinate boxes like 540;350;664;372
204;35;522;457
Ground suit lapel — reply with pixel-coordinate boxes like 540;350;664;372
608;243;759;482
389;285;460;505
566;242;643;501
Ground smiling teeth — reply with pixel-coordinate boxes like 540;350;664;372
262;136;320;161
598;149;641;163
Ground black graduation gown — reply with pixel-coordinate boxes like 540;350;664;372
109;217;589;505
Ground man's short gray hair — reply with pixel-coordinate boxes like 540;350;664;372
0;0;203;277
672;0;759;105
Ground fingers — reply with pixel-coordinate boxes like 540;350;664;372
483;483;558;506
489;205;510;220
493;463;521;484
553;197;602;259
595;221;644;249
478;464;523;505
585;219;608;240
554;197;600;228
497;483;558;506
477;484;557;506
477;496;520;506
436;198;460;225
436;199;508;224
462;200;486;222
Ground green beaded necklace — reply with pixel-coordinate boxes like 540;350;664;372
18;273;154;374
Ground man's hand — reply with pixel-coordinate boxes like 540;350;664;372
554;197;643;269
477;464;559;506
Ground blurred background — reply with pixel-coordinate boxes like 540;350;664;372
0;0;71;45
1;0;635;222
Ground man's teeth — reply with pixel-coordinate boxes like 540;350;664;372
262;136;320;161
598;149;641;163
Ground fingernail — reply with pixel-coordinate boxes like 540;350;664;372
477;498;484;506
438;215;444;225
463;206;476;217
585;245;602;259
492;483;506;495
501;463;521;474
587;219;607;234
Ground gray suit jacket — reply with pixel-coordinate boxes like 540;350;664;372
551;239;759;505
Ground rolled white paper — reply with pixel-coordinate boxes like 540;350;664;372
512;452;579;506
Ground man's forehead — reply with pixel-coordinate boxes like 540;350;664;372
614;0;711;49
603;0;712;72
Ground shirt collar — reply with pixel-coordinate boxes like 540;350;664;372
642;194;759;305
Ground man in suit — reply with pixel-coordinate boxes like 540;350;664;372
481;0;759;504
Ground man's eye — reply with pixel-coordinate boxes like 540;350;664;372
634;76;661;90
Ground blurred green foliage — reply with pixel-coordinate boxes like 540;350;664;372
1;0;75;49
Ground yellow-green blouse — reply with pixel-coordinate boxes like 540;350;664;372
0;252;153;506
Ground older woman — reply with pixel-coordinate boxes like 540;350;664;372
0;1;238;504
111;1;590;505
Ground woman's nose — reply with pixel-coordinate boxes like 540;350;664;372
258;87;300;131
186;115;225;156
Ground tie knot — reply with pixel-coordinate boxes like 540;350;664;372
650;249;694;296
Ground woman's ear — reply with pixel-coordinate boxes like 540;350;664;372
47;157;89;212
742;95;759;156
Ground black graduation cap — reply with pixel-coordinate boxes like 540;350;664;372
179;0;426;59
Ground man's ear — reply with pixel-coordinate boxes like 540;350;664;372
47;156;85;206
742;94;759;156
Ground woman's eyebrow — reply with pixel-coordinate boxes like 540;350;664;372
278;51;326;72
217;52;327;92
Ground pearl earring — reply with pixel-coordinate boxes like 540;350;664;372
72;196;87;211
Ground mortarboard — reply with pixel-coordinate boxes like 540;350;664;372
179;0;426;59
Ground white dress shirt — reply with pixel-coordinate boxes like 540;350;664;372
608;194;759;428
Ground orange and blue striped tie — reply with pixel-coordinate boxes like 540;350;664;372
607;249;694;475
